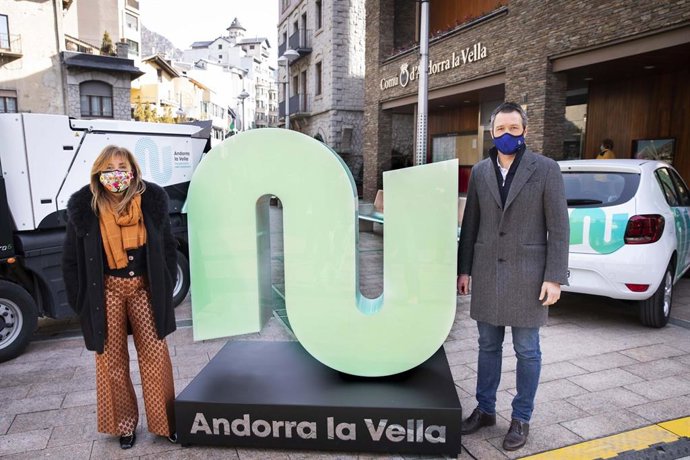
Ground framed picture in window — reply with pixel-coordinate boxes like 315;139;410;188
632;138;675;164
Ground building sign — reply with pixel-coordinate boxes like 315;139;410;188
380;42;488;91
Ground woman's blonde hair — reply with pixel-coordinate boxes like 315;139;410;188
90;145;146;215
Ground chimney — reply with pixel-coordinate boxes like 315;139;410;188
116;40;130;58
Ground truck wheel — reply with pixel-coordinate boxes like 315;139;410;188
639;264;673;328
0;280;38;363
172;250;190;308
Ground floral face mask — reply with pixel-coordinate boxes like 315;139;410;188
99;170;133;193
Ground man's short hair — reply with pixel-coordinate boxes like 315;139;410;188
490;102;528;132
602;138;614;149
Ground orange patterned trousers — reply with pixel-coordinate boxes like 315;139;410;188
95;275;175;436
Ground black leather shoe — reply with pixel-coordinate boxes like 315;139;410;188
461;407;496;434
119;432;136;449
502;419;529;451
167;432;178;444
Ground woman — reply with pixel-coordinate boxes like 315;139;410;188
62;145;178;449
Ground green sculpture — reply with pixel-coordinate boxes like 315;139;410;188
187;129;458;376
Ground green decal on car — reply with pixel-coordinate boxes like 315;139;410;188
187;129;458;377
673;208;690;278
569;208;629;254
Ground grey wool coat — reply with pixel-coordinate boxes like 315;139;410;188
458;149;570;328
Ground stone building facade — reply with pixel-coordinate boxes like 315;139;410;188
278;0;366;189
364;0;690;200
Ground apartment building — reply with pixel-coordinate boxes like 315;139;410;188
277;0;365;188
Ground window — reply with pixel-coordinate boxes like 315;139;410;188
218;54;222;59
126;39;139;55
79;81;113;118
125;12;138;31
250;45;255;49
0;94;17;113
218;44;223;49
156;68;162;83
669;169;690;207
316;0;322;29
0;14;9;49
315;62;322;96
656;168;680;207
562;172;640;208
292;75;298;97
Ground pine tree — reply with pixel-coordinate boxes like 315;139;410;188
100;31;115;56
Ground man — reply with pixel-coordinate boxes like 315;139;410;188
596;138;616;159
457;102;569;451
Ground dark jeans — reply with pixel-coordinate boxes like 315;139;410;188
475;321;541;423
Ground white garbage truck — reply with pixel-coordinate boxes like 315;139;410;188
0;113;211;362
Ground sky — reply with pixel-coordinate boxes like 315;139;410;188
139;0;280;60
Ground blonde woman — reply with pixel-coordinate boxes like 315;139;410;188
62;145;177;449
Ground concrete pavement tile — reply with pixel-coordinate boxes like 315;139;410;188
624;375;690;401
539;323;584;338
450;364;476;382
140;446;240;459
15;340;84;361
0;415;13;435
460;438;507;459
673;354;690;366
0;367;76;389
444;350;476;367
486;423;583;459
0;385;29;401
8;405;97;434
566;387;650;414
512;379;588;404
0;441;92;459
499;400;589;428
0;394;64;417
62;389;96;408
460;413;511;442
237;447;291;459
0;428;51;456
627;395;690;423
570;352;640;372
28;374;96;397
444;338;477;353
620;343;685;362
538;362;588;383
623;358;690;379
566;368;644;392
465;357;517;373
47;421;108;447
560;409;649;439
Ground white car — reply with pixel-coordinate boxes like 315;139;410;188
559;159;690;327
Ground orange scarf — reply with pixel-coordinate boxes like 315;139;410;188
99;195;147;269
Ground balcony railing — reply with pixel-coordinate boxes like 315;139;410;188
288;29;312;57
0;33;22;60
290;93;310;117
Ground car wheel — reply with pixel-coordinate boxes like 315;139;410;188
172;250;190;308
0;280;38;363
639;263;673;328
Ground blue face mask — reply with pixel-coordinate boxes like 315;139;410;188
493;133;525;155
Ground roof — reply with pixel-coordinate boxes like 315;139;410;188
61;52;144;79
227;17;246;31
142;54;181;78
238;37;271;48
191;40;213;48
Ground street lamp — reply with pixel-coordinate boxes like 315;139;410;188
278;48;299;129
415;0;430;165
176;92;185;121
237;90;250;131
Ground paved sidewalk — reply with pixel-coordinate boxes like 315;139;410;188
1;207;690;459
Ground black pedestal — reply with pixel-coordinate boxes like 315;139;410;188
175;341;462;455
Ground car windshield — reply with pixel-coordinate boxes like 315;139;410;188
562;172;640;208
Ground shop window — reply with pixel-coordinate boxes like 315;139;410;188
563;88;588;160
80;81;113;118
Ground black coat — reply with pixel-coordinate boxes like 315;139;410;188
62;182;177;353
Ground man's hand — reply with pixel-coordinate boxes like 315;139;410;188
457;275;471;295
539;281;561;306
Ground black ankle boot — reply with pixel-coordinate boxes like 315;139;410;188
119;432;136;449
